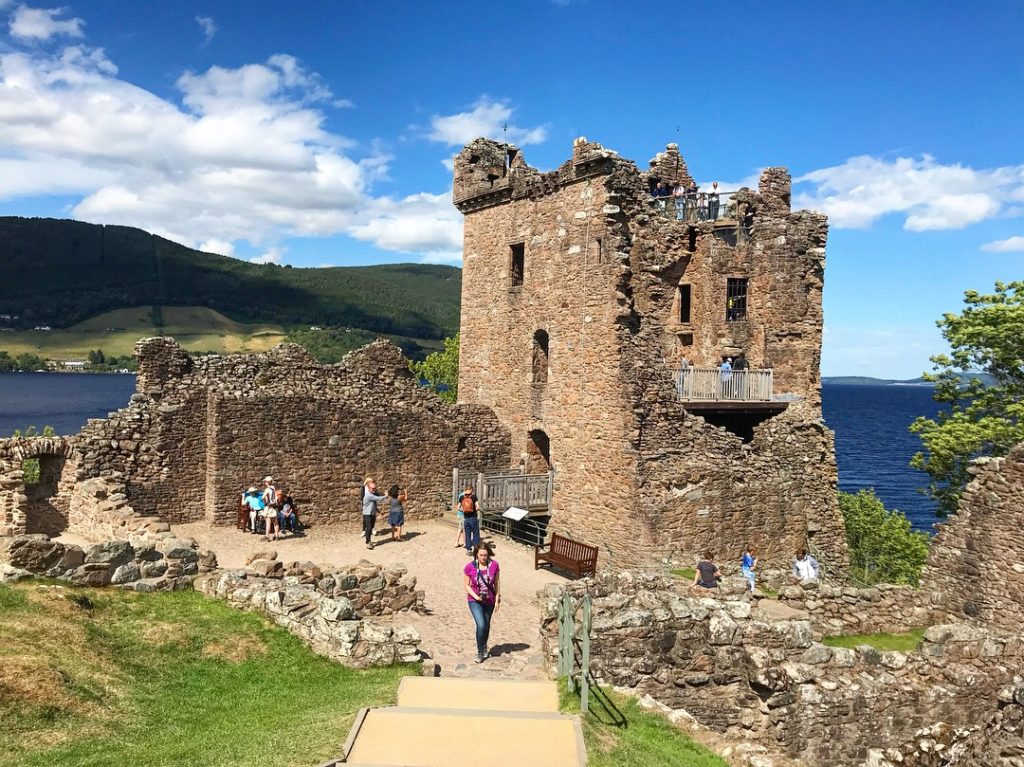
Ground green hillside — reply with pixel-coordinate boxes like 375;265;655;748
0;217;461;342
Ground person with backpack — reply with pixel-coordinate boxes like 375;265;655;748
455;484;480;554
361;477;387;550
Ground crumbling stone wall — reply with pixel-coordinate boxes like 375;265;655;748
73;337;511;528
454;137;845;568
921;445;1024;635
0;437;77;537
542;575;1021;766
775;580;948;639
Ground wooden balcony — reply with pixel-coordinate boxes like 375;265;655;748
673;367;788;414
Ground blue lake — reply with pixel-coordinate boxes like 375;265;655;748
0;374;942;528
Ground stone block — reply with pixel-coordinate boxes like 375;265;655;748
85;540;134;568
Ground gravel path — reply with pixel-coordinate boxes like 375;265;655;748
174;519;566;679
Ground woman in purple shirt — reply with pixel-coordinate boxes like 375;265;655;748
463;542;501;664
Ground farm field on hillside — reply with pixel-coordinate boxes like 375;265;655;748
0;306;289;359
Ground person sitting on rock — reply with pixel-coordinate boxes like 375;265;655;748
693;551;722;589
792;549;821;581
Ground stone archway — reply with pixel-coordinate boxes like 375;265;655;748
0;437;77;537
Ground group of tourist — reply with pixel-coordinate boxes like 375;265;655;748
237;476;299;541
675;351;752;398
359;477;408;550
692;547;822;592
651;180;723;221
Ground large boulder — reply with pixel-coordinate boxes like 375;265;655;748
84;540;134;568
3;536;67;572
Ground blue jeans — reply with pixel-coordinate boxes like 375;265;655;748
468;599;494;657
463;516;480;551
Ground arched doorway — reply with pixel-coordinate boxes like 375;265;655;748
525;429;551;473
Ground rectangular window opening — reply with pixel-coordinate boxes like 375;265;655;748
677;332;693;346
510;243;525;288
687;226;697;253
726;278;748;322
589;237;603;264
678;284;691;324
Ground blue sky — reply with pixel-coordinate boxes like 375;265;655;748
0;1;1021;378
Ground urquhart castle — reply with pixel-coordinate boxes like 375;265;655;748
1;137;1022;767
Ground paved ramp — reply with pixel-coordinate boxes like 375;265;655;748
337;678;585;766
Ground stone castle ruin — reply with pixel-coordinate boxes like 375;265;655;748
453;137;843;567
0;136;1023;766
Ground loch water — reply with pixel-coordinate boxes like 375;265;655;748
0;374;942;529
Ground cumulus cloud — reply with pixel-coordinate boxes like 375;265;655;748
0;38;393;254
348;191;463;263
981;236;1024;253
9;5;84;40
426;97;548;147
249;246;286;264
795;155;1024;231
195;15;217;46
198;238;235;257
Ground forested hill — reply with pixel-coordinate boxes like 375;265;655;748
0;217;461;339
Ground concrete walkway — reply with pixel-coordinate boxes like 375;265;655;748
174;519;565;679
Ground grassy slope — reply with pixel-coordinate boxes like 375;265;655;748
561;683;727;767
0;217;462;339
0;582;415;767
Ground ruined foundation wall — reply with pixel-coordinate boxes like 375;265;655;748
921;445;1024;634
73;338;511;528
543;576;1021;766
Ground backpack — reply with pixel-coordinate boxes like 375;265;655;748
460;493;476;514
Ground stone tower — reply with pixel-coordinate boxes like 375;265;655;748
454;137;845;568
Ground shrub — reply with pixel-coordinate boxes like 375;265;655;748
839;489;929;585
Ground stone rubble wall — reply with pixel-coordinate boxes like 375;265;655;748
72;337;511;529
920;446;1024;635
195;565;423;668
775;580;948;639
0;533;217;591
541;574;1021;766
66;475;172;543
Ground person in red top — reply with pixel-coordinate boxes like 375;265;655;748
463;541;500;664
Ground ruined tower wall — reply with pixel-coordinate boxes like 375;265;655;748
456;138;845;568
921;445;1024;634
458;161;646;558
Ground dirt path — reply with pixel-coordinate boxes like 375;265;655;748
174;519;565;679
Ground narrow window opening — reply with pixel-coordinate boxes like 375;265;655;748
678;284;692;324
687;226;697;253
532;330;549;383
726;278;748;322
677;332;693;347
713;225;738;247
510;243;525;288
589;237;603;264
457;436;468;452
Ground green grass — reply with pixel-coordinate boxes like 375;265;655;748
560;682;727;767
822;628;926;652
0;581;416;767
671;567;696;581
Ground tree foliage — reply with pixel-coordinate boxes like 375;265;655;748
910;281;1024;515
410;333;459;403
839;490;930;586
0;351;47;371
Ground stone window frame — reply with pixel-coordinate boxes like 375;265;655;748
726;277;749;322
677;284;692;325
532;329;550;384
509;241;525;290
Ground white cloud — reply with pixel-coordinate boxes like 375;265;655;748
0;40;392;255
426;97;548;147
9;5;84;41
348;191;463;261
195;16;217;46
198;238;235;257
249;246;285;264
981;235;1024;253
795;155;1024;231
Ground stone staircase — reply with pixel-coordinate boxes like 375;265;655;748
326;676;586;766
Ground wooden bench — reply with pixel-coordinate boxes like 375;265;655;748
535;533;598;579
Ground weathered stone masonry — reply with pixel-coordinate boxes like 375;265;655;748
454;137;844;567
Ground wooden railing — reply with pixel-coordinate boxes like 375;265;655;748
673;367;773;402
451;467;553;513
